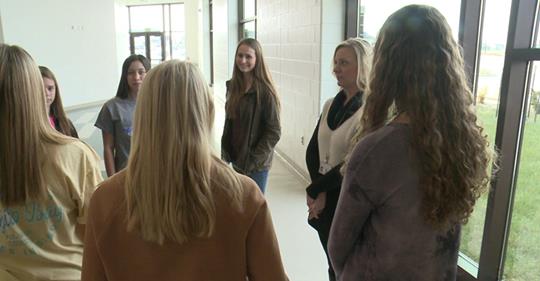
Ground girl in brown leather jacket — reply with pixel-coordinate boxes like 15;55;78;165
221;38;281;193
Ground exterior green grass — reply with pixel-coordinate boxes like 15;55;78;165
461;104;540;280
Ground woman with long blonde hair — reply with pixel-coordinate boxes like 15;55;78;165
82;60;288;281
329;5;493;281
0;44;102;280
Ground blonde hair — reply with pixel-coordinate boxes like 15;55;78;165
357;5;492;229
126;60;243;244
0;44;69;206
333;37;372;93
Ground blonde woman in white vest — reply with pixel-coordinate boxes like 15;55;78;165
305;38;371;281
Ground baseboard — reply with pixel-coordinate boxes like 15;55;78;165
65;99;108;112
274;149;310;185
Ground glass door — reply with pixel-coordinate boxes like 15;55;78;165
130;32;165;67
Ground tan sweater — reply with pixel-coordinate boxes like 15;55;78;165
81;171;288;281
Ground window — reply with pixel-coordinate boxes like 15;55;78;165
239;0;256;39
353;1;461;43
128;4;186;67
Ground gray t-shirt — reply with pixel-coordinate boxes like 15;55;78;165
94;97;136;172
329;123;460;281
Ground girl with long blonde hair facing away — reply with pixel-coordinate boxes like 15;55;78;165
329;5;493;281
221;38;281;193
82;60;288;281
0;44;102;281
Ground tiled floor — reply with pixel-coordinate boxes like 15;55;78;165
67;99;328;281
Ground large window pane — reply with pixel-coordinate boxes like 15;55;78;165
359;1;461;43
129;5;163;32
133;35;146;56
243;0;256;18
502;61;540;280
170;4;185;32
171;31;186;60
241;21;256;39
149;35;163;66
459;0;512;270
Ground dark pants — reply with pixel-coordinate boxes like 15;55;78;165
308;190;339;281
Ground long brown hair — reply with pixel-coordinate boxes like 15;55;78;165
39;66;76;137
226;38;279;117
358;5;492;229
126;60;243;244
0;44;69;206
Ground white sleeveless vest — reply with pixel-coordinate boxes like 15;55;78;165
317;98;363;175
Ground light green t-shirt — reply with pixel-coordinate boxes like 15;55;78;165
0;140;103;281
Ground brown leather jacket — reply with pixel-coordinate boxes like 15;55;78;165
221;81;281;174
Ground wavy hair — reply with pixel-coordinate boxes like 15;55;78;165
358;5;493;229
226;38;280;117
333;37;372;93
39;66;76;137
0;44;69;206
116;54;150;99
125;60;243;244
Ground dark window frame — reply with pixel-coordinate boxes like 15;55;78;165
239;0;257;39
127;3;185;62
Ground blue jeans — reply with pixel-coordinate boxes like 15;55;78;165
247;170;269;194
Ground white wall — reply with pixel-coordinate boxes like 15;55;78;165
114;3;131;75
0;0;205;107
185;0;203;67
320;1;345;106
0;12;4;43
211;0;238;101
257;0;344;176
201;0;212;84
0;0;119;107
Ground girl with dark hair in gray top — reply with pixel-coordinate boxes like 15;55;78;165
95;54;150;177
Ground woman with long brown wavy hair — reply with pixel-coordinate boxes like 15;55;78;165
0;44;102;281
328;5;493;281
82;60;287;281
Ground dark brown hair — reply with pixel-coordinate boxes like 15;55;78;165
116;54;151;99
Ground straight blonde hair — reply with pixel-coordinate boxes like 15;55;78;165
333;38;372;93
0;44;70;206
126;60;243;244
